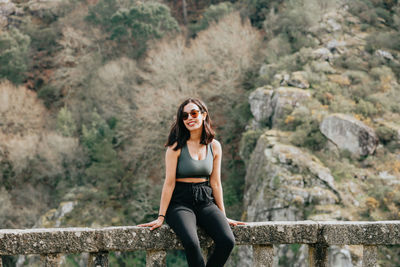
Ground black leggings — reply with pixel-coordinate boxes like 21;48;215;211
166;182;235;267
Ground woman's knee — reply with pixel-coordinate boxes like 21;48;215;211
182;237;202;252
217;232;235;250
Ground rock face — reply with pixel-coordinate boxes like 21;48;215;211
238;130;343;267
248;86;274;125
249;87;311;128
320;114;378;157
244;130;340;223
271;87;311;127
0;0;16;28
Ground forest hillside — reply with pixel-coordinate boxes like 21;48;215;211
1;0;400;265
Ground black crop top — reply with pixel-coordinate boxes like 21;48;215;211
176;142;214;179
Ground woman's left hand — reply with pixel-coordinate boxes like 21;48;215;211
227;218;246;226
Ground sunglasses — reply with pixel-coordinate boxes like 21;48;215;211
182;109;202;120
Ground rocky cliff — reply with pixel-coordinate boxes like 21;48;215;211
239;1;400;266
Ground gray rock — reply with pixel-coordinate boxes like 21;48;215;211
249;87;311;128
311;61;337;74
287;71;310;89
326;18;342;32
0;0;14;16
375;49;394;61
326;39;347;54
312;47;333;61
329;246;353;267
271;87;311;127
259;64;276;77
320;114;378;157
243;131;340;222
0;0;15;28
249;87;274;125
240;130;341;266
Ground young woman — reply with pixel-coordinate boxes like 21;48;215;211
138;98;245;267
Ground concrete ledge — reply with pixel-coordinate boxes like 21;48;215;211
0;221;399;255
320;221;400;245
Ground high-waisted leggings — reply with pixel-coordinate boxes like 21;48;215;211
166;181;235;267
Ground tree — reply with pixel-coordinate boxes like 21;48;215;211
0;28;31;84
86;1;179;58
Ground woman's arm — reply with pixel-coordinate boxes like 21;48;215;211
209;139;246;226
158;145;179;216
138;143;179;230
209;140;226;215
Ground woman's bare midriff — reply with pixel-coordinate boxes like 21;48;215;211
176;178;208;183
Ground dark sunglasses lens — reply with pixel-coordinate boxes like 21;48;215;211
190;110;199;118
182;110;200;120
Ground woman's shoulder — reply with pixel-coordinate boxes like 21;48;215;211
210;139;222;155
166;141;181;157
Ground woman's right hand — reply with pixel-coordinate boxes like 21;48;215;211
137;217;165;231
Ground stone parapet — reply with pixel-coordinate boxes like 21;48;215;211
1;221;399;266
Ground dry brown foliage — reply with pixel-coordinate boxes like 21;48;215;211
137;12;261;121
0;81;81;175
0;81;47;134
119;12;263;180
0;81;84;227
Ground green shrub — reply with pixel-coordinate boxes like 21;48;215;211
37;85;61;108
348;0;379;25
109;4;178;41
290;116;327;151
354;99;380;117
81;110;123;193
57;107;77;137
242;0;282;29
28;27;60;52
274;9;316;52
376;7;393;25
108;251;146;266
242;66;261;91
329;94;355;114
239;129;263;164
370;65;395;80
0;28;31;84
366;31;400;53
189;2;234;37
343;70;370;85
348;0;400;29
376;126;398;145
333;54;369;71
85;0;120;26
86;0;179;58
393;6;400;30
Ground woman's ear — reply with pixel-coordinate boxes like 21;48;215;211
202;112;207;120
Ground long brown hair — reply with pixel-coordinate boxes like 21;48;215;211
165;98;215;150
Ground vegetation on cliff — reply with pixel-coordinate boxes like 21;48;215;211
1;0;400;265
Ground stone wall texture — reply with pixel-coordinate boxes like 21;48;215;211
1;221;400;255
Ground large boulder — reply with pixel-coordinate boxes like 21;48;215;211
248;87;311;128
320;114;378;157
238;130;343;267
248;86;274;124
0;0;16;28
244;130;340;223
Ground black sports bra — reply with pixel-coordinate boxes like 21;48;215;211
176;142;214;179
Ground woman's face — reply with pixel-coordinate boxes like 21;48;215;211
182;103;207;131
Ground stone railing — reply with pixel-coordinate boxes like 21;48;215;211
1;221;400;267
